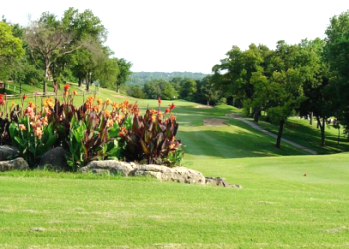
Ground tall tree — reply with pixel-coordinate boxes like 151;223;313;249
324;10;349;135
116;58;132;92
24;12;82;84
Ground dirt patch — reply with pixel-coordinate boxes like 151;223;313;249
114;94;126;98
204;119;228;126
195;105;212;109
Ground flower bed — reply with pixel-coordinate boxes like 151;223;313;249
0;86;183;170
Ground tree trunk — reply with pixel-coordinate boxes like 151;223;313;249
43;81;47;96
85;72;90;92
321;117;326;146
253;108;261;123
309;112;313;125
45;61;50;81
275;119;285;148
316;115;326;146
78;77;82;87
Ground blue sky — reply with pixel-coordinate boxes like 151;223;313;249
1;0;349;73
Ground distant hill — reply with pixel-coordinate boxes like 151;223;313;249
126;72;207;86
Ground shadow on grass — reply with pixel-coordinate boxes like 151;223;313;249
255;117;349;154
178;127;308;160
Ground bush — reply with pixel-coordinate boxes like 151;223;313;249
1;87;183;169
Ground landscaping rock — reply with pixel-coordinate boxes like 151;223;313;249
38;147;70;171
79;160;137;176
79;161;240;188
133;165;206;184
0;145;20;161
205;177;243;189
0;157;29;171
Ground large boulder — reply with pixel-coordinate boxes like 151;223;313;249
133;165;206;184
0;158;29;171
79;160;137;176
38;147;70;171
0;145;20;161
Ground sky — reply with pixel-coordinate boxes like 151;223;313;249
1;0;349;73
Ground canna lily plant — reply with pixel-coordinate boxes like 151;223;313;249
1;85;184;169
123;99;183;166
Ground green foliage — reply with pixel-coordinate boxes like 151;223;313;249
0;22;25;82
116;58;132;91
0;22;24;59
143;79;178;100
325;10;349;133
127;72;206;86
179;79;197;101
67;114;123;170
9;116;57;166
123;104;182;166
127;85;146;99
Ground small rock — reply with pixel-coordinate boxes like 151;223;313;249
0;145;20;161
79;160;137;176
38;147;70;171
29;227;45;232
0;158;29;171
205;177;242;189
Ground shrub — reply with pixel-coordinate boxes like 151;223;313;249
122;99;183;166
1;87;183;169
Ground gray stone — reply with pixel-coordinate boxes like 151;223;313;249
205;176;243;189
0;145;20;161
133;165;206;184
79;161;240;187
79;160;137;176
38;147;69;171
0;157;29;171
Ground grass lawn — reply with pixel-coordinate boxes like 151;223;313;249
1;153;348;248
1;83;349;248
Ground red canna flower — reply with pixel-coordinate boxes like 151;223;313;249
158;98;161;104
169;103;175;110
165;108;170;114
64;84;70;91
23;94;27;100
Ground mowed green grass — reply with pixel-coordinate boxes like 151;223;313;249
1;84;349;248
1;153;349;249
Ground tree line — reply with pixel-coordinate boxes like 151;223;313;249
126;72;207;86
127;76;225;106
210;10;349;148
0;8;132;92
126;10;349;149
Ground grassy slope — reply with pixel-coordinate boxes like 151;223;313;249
1;84;349;248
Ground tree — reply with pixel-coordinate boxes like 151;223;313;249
263;41;307;148
196;75;222;105
142;79;178;100
0;22;25;82
24;12;82;84
324;10;349;135
179;79;197;101
298;38;333;146
127;85;145;99
116;58;132;92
